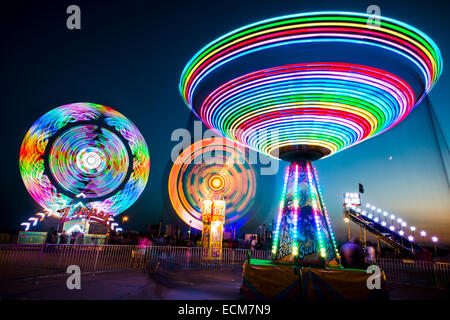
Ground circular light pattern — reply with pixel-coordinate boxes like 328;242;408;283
82;151;103;170
49;125;129;198
200;63;415;159
179;11;442;160
20;103;150;216
209;174;225;192
168;138;256;230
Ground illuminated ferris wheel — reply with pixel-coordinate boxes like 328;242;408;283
19;103;150;230
168;138;257;231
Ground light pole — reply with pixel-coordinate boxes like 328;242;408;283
344;217;350;241
410;226;416;238
420;230;426;246
408;235;414;254
399;230;405;247
188;220;192;240
390;215;395;228
389;225;395;235
432;236;438;256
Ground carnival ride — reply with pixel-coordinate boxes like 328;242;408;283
179;11;442;299
345;206;420;256
168;138;257;254
19;103;150;242
343;194;436;258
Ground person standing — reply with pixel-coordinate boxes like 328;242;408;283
250;236;256;250
339;236;367;269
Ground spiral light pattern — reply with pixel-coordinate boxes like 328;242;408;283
168;138;256;230
20;103;150;216
179;11;442;159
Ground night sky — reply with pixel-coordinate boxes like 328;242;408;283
2;0;449;245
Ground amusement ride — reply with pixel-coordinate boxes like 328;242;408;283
179;11;442;298
19;103;150;243
168;138;257;256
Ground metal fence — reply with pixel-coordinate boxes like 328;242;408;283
372;258;450;290
0;244;271;282
0;244;448;289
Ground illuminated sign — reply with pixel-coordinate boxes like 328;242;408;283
343;193;361;206
201;198;226;258
57;205;112;224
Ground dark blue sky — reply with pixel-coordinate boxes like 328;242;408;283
2;0;449;244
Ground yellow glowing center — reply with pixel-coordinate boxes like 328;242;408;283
209;175;225;191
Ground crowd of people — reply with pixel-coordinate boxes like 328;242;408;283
106;231;263;249
40;229;434;264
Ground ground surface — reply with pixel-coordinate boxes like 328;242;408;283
0;269;447;300
0;269;242;300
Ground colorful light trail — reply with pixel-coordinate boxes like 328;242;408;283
180;12;442;265
19;103;150;217
168;138;256;230
180;12;442;160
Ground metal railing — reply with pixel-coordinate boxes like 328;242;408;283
0;244;448;289
0;244;271;282
372;258;450;290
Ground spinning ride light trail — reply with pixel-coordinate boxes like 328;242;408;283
180;11;442;161
168;138;257;231
198;63;415;159
179;12;442;266
19;103;150;227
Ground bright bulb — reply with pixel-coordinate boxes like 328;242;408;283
410;226;416;231
420;231;426;237
432;236;438;243
81;151;102;170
